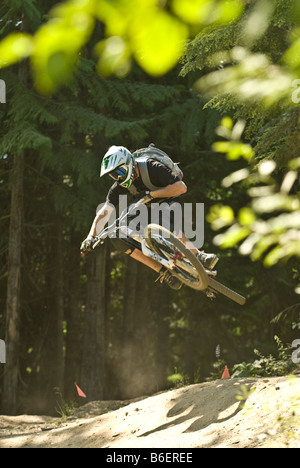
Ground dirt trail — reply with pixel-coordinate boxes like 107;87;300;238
1;376;300;448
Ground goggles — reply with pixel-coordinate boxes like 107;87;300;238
109;165;128;183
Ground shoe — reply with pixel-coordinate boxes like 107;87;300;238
197;251;219;270
156;268;183;290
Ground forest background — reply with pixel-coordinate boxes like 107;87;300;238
0;0;300;416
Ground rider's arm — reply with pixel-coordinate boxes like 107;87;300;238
149;181;187;199
89;202;114;237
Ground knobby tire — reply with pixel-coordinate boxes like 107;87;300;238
146;224;246;305
146;224;208;291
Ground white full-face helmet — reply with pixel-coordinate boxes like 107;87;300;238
100;146;135;189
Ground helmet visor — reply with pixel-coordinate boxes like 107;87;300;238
109;165;128;183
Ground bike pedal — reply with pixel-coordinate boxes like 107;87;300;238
206;269;217;277
205;289;217;300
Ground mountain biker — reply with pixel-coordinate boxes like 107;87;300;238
80;145;219;290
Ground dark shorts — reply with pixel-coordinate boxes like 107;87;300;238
109;237;135;255
109;198;181;255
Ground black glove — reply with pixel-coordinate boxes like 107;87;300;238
80;235;95;253
137;190;153;203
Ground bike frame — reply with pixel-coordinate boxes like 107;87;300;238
91;201;246;304
92;201;193;274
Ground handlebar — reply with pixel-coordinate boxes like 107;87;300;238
90;197;150;251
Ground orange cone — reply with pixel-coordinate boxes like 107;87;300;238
222;365;230;379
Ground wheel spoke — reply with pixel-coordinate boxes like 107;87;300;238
149;234;201;284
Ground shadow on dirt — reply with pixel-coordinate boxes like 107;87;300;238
139;378;257;438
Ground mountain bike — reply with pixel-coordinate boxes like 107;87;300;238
89;201;246;306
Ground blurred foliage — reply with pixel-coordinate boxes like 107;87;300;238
0;0;245;94
177;0;300;276
207;116;300;269
180;0;300;149
185;0;300;107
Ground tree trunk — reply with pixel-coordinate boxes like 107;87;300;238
80;245;107;401
155;284;170;392
1;152;24;414
120;256;138;397
184;306;198;385
38;218;65;414
1;17;29;415
64;234;83;401
131;263;153;396
120;260;158;399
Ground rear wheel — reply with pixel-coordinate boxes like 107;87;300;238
145;224;208;291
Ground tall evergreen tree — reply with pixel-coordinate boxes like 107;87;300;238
0;0;42;414
0;5;222;411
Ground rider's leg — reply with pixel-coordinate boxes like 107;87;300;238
177;230;219;270
130;248;162;272
176;230;198;254
109;236;182;289
110;238;163;273
130;249;182;290
166;204;218;270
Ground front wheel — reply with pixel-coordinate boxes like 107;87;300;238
145;224;208;291
207;277;246;305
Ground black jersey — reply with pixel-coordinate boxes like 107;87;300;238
106;159;180;207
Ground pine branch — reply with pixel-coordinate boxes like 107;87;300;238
0;122;52;154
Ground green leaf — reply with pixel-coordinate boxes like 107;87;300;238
172;0;215;25
283;36;300;68
207;204;235;230
0;32;33;68
132;9;188;76
30;3;95;94
251;234;278;261
217;0;244;24
264;245;284;267
214;224;250;248
221;116;233;130
172;0;244;25
212;140;254;160
95;36;131;77
238;207;256;226
251;194;300;214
